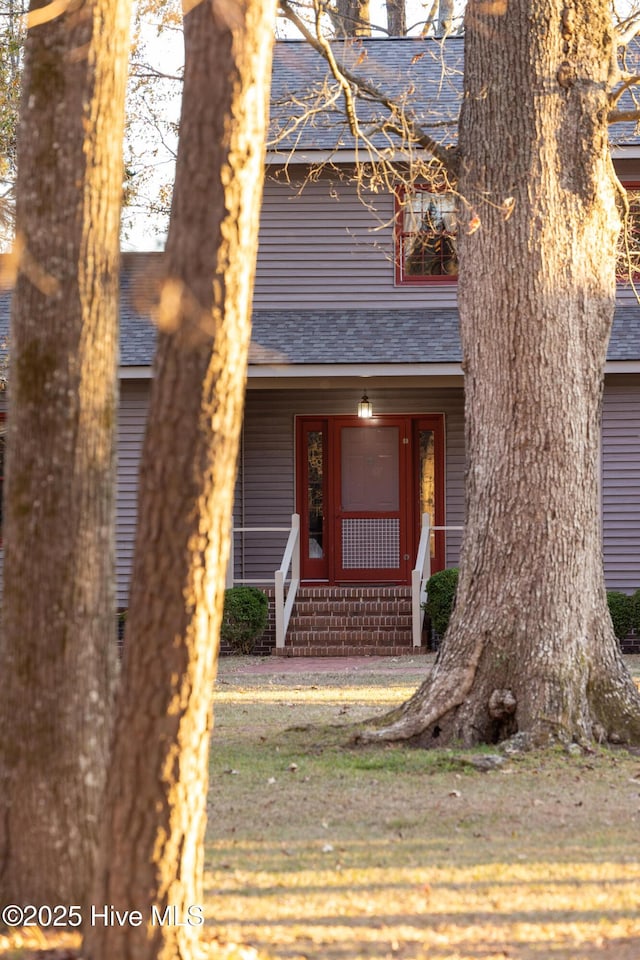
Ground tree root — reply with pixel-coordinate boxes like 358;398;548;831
354;625;640;749
356;635;486;745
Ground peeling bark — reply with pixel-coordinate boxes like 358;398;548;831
361;0;640;749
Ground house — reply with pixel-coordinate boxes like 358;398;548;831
2;37;640;655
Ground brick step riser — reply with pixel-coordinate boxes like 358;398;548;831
293;604;412;617
286;628;415;641
287;625;413;643
288;614;413;628
274;645;428;658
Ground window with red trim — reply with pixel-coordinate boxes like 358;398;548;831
396;185;458;284
617;183;640;283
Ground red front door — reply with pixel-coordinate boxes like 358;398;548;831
296;414;445;584
332;418;410;582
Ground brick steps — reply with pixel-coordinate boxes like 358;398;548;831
276;585;429;657
274;645;429;658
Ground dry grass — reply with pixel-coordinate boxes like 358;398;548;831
205;654;640;959
3;655;640;959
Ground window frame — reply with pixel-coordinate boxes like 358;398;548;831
395;183;458;286
617;181;640;285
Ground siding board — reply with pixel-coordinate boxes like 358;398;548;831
254;176;459;310
602;374;640;593
116;380;148;606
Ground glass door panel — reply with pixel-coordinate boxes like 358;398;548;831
335;420;407;582
413;417;446;574
341;426;399;511
307;429;325;560
297;419;328;581
418;429;436;559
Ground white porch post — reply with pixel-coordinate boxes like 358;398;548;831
275;568;285;648
225;523;235;589
412;513;431;647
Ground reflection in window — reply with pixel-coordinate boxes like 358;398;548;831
307;430;324;559
419;430;436;557
399;187;458;281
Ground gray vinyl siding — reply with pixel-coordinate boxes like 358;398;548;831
255;164;640;312
231;399;294;586
116;380;148;607
602;374;640;593
254;174;459;310
234;385;466;584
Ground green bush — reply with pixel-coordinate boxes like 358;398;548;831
222;587;268;654
424;567;459;641
607;591;633;641
631;588;640;634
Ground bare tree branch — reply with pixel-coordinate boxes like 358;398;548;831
278;0;458;175
130;65;183;82
616;17;640;47
609;108;640;123
609;73;640;108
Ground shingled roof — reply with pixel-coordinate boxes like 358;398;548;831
1;41;639;370
269;37;462;154
1;255;640;368
268;36;640;154
116;302;640;368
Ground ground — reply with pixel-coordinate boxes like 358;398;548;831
3;654;640;960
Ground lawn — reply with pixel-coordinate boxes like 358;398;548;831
3;654;640;960
205;654;640;960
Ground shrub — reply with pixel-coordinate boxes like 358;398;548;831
632;588;640;634
424;567;459;641
607;591;634;641
222;587;268;654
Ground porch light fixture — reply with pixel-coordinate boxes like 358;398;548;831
357;393;373;418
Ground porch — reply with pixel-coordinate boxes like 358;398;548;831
226;513;460;657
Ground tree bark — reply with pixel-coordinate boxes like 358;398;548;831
0;0;130;908
329;0;371;37
84;1;275;958
385;0;406;36
362;0;640;748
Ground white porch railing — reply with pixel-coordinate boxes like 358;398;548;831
226;513;300;649
230;512;459;650
274;513;300;649
412;515;463;647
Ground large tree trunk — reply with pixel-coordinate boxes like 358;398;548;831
84;2;275;958
363;0;640;748
329;0;371;37
0;0;130;907
385;0;406;36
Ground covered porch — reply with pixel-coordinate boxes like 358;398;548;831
227;370;466;655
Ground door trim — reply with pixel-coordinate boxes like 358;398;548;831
296;413;445;584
